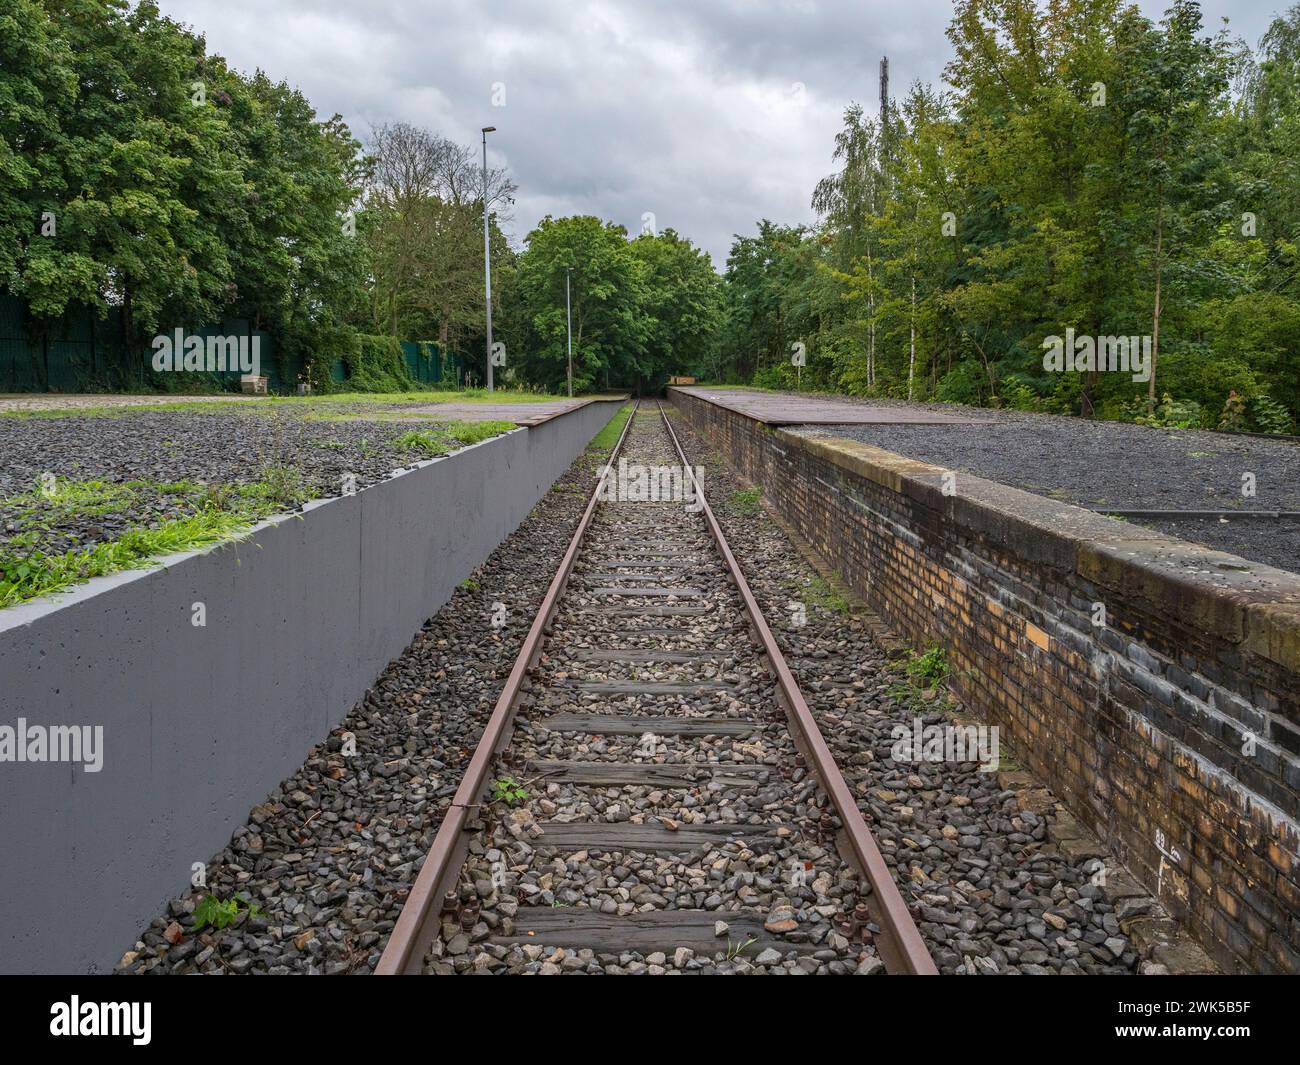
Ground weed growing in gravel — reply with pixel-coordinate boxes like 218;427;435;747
887;644;954;711
802;574;850;615
730;487;762;515
491;776;528;805
16;477;134;523
192;893;262;932
0;510;256;608
726;937;757;960
196;482;236;512
256;463;310;508
906;644;949;688
396;421;513;457
395;429;451;456
444;420;514;446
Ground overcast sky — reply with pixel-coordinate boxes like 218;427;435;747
158;0;1285;266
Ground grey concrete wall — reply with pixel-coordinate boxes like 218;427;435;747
0;399;623;974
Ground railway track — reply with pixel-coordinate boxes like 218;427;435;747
377;402;937;975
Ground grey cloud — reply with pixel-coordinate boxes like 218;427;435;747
162;0;1279;265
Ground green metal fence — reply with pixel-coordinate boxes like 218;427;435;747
0;294;469;394
401;340;471;387
0;294;281;392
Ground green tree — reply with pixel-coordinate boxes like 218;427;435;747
0;0;78;296
513;215;646;391
720;220;811;382
628;229;723;383
1119;0;1235;409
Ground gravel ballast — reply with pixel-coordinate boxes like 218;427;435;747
422;408;1163;975
426;411;885;975
669;408;1163;975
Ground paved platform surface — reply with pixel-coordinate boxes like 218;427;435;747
402;396;625;426
672;386;1299;575
672;387;988;426
0;393;256;413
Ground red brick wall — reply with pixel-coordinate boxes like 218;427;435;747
672;388;1300;974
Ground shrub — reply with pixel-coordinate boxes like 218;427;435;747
1129;392;1203;429
935;361;987;406
344;334;415;392
999;378;1041;412
751;364;798;391
1251;395;1295;435
1218;390;1247;431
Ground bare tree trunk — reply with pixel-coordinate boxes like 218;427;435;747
865;240;876;390
1081;310;1097;417
908;273;916;402
1148;189;1165;413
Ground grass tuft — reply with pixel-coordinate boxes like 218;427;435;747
590;404;633;453
729;487;762;515
0;509;257;609
397;420;513;456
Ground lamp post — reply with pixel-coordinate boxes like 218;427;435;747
565;267;573;398
481;126;496;392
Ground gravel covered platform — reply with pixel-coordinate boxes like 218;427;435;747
0;399;529;604
680;390;1300;575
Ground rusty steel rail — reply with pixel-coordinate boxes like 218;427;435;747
657;400;938;975
377;398;936;975
375;400;640;975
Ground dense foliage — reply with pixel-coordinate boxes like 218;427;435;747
500;217;722;392
1;0;367;388
0;2;719;394
6;0;1296;417
714;0;1300;431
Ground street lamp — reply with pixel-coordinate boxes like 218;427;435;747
565;267;573;398
481;126;496;392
